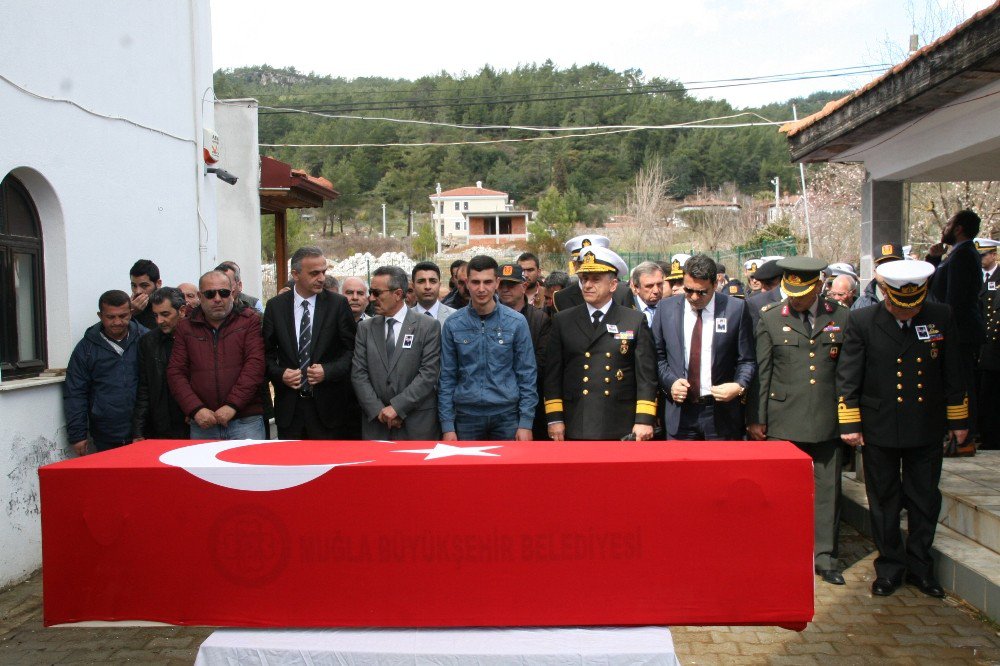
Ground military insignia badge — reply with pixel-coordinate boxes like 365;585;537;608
616;369;624;381
582;238;592;247
502;265;513;276
830;345;839;359
620;340;629;355
881;244;893;257
931;348;939;359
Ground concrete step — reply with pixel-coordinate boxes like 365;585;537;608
842;472;1000;623
937;455;1000;556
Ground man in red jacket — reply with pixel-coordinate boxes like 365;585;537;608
167;270;266;440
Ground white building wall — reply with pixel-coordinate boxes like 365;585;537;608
430;194;508;239
214;99;263;300
0;0;218;588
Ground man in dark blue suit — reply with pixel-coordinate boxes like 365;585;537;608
652;254;756;440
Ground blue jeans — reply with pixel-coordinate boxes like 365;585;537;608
190;415;266;440
455;408;519;441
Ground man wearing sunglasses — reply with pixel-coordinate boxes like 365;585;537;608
652;254;755;440
167;270;266;440
263;246;359;440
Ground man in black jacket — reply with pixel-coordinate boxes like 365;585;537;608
927;210;985;445
133;287;189;440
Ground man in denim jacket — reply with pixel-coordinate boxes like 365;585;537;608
439;255;538;441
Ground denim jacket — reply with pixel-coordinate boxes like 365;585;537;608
438;300;537;433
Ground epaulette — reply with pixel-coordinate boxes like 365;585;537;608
761;302;780;312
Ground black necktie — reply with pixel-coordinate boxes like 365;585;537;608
801;309;812;333
592;310;603;329
385;318;396;359
298;301;312;394
425;310;434;316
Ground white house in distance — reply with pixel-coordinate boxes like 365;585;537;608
0;0;260;588
429;182;534;246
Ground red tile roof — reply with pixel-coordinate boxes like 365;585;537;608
433;186;507;198
291;168;334;190
781;0;1000;137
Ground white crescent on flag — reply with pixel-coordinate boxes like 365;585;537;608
158;439;375;492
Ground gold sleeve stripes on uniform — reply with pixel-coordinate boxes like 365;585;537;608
544;399;564;415
636;400;657;416
947;397;969;420
838;402;861;424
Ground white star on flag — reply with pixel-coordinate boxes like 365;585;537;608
392;443;503;460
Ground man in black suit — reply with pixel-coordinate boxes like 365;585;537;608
652;254;756;440
262;246;358;439
927;209;985;447
837;260;969;598
977;238;1000;449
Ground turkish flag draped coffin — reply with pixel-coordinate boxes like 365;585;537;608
40;439;814;628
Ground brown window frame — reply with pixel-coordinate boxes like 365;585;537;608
0;174;47;379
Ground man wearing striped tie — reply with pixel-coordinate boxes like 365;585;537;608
263;246;358;439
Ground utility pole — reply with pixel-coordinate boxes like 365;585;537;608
792;105;814;257
435;183;442;255
381;203;387;238
770;176;780;215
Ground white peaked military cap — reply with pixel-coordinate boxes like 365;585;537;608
744;258;762;273
671;253;692;267
875;260;935;308
975;238;1000;253
575;246;629;277
827;262;858;278
761;255;785;263
564;234;610;256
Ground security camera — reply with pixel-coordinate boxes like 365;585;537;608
206;167;238;185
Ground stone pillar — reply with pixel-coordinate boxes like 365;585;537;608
859;175;905;282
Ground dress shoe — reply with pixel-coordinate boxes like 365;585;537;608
871;577;900;596
818;569;845;585
906;574;945;598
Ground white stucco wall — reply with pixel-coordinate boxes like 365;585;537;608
0;0;218;587
430;194;509;239
214;99;263;301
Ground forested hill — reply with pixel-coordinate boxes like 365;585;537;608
214;63;845;220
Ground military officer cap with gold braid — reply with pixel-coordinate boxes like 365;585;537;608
666;258;685;281
874;243;903;265
875;260;935;309
564;234;610;258
575;246;629;277
744;258;761;273
975;237;999;254
776;257;827;297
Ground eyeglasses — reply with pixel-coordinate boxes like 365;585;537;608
683;287;710;296
201;289;232;299
369;288;399;298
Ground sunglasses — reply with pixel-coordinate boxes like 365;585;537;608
202;289;232;299
369;288;399;298
683;287;710;296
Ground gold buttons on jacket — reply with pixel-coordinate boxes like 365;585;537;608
810;379;816;385
897;397;904;403
583;377;589;383
918;397;924;402
606;352;612;358
585;352;591;358
918;370;923;376
897;384;903;390
604;390;610;396
583;364;590;370
605;365;611;371
605;377;611;383
897;358;902;364
917;383;923;389
809;365;815;371
897;371;903;377
809;352;815;358
583;389;589;395
917;357;923;363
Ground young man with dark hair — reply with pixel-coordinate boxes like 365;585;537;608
133;287;189;441
411;261;455;325
129;259;162;330
517;252;542;307
64;289;148;455
439;255;537;441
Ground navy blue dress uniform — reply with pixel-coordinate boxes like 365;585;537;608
836;260;969;597
976;238;1000;449
553;235;635;313
544;247;658;439
750;257;849;584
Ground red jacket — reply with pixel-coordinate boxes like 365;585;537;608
167;306;265;418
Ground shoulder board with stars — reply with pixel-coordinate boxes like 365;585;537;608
761;302;780;313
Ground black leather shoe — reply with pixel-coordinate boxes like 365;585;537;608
871;577;900;596
906;574;945;598
818;570;845;585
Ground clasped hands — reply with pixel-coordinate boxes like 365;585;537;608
669;379;742;403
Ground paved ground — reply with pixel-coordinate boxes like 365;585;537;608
2;524;1000;664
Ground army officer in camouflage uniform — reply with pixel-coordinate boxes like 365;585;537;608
748;257;849;585
544;246;658;440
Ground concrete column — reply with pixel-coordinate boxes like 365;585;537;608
859;175;905;282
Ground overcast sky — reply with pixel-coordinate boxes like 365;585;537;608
211;0;995;110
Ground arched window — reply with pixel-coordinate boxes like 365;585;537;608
0;174;46;378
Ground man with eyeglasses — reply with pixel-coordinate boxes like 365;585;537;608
653;254;756;440
262;246;358;440
352;265;441;440
167;269;266;440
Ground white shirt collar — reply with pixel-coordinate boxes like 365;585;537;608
415;301;439;317
585;298;613;319
293;289;317;310
685;293;715;317
386;304;408;325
